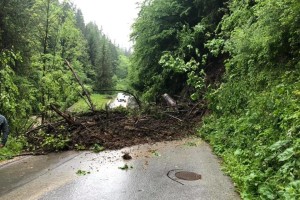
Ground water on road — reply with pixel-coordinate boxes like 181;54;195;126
0;138;240;200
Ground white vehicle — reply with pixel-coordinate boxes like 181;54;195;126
108;92;138;109
117;93;127;102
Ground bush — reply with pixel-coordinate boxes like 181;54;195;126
0;136;27;160
199;64;300;199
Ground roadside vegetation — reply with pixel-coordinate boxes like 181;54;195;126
0;137;27;161
0;0;130;134
198;1;300;198
68;94;112;113
0;0;131;157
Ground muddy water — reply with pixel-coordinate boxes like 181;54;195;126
0;138;240;200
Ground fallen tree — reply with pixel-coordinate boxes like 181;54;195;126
25;102;205;153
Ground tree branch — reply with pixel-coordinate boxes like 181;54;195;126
65;60;95;112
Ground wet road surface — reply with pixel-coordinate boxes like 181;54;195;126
0;138;240;200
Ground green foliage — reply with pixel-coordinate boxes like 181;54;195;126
131;0;190;100
130;0;300;198
221;0;300;70
28;0;92;115
74;144;86;151
85;22;119;91
200;66;300;199
0;0;33;72
199;0;300;199
0;50;32;132
0;0;127;160
37;130;70;151
76;169;90;176
0;51;20;116
159;52;206;100
68;94;112;113
150;150;161;157
116;55;129;80
131;0;224;101
0;136;27;160
115;54;131;90
90;144;105;153
0;0;122;137
118;163;133;170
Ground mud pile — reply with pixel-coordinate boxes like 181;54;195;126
26;107;204;152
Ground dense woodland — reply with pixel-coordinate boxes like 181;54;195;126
1;0;299;199
0;0;129;129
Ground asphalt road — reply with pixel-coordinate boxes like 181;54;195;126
0;138;240;200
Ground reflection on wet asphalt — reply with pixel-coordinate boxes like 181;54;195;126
0;138;240;200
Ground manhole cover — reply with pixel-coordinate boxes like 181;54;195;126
175;171;201;181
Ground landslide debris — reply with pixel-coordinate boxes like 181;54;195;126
26;106;204;152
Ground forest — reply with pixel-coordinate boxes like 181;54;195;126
1;0;299;199
0;0;130;128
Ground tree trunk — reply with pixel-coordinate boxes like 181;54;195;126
65;60;95;112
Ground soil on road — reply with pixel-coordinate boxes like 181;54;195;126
26;107;204;152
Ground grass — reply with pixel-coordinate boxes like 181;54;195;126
68;94;113;113
0;137;26;161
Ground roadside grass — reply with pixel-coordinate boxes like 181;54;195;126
0;137;26;161
68;94;113;113
115;79;128;91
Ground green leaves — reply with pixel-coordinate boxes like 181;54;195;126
200;72;300;198
282;180;300;199
38;131;70;151
0;50;30;130
222;0;300;70
85;22;118;91
90;144;105;153
0;137;26;161
278;148;295;162
118;164;133;170
199;0;300;196
205;38;225;57
131;0;224;101
130;0;300;199
76;169;91;176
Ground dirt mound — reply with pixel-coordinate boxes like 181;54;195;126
26;107;204;152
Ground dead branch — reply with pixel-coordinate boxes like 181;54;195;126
50;104;78;125
75;88;91;110
124;125;172;135
187;101;205;116
15;152;47;156
80;123;93;133
25;120;64;135
162;93;177;107
164;113;183;122
65;60;95;112
139;126;172;135
26;124;48;135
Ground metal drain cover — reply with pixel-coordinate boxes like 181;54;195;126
175;171;201;181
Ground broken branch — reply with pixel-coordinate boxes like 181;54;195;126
65;60;95;112
50;104;78;125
